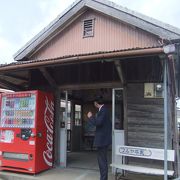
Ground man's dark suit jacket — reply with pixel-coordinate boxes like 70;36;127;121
89;105;112;147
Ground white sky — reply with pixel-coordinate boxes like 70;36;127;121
0;0;180;64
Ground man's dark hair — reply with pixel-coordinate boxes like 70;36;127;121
94;95;104;105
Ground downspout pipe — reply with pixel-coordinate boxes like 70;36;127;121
163;57;168;180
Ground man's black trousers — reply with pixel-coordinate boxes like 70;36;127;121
97;146;108;180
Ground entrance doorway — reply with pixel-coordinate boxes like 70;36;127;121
59;88;125;171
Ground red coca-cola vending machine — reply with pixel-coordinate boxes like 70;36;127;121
0;90;54;174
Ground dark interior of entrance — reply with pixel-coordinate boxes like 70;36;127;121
65;88;113;170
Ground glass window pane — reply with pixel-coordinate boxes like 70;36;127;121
75;104;82;126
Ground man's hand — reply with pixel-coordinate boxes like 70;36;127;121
87;111;93;118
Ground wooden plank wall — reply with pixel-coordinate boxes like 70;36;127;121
127;83;165;148
126;83;173;168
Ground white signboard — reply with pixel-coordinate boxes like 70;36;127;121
116;146;174;162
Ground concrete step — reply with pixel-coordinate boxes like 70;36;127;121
0;168;165;180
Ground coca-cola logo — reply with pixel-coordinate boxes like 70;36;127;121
43;96;54;167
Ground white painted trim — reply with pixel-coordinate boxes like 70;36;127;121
112;88;124;174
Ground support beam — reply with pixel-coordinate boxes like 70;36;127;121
39;67;57;88
59;81;122;90
114;61;125;85
0;78;24;91
1;74;28;81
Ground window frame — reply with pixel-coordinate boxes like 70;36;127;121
83;18;95;38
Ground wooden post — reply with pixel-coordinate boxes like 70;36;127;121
173;96;180;177
39;67;57;89
53;89;61;166
0;78;24;91
175;44;180;177
164;58;168;180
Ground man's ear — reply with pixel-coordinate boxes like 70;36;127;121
94;102;98;108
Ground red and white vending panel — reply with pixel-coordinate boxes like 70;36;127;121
0;90;54;174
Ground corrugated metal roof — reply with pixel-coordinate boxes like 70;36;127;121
13;0;180;61
1;46;163;70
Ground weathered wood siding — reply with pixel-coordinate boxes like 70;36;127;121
127;83;173;148
126;83;173;168
31;10;160;60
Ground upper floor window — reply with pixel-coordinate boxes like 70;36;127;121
83;19;95;38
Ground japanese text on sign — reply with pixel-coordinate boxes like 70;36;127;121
119;146;152;157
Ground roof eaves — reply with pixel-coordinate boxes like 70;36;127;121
2;46;163;71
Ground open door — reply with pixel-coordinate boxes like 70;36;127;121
112;88;125;172
71;104;82;151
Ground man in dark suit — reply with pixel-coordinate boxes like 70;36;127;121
87;96;112;180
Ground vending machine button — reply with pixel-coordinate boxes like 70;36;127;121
22;134;26;138
30;133;35;138
21;129;32;140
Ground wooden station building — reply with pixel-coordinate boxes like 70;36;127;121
0;0;180;178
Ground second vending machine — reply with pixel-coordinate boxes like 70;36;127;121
0;90;54;174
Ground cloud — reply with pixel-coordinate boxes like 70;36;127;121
108;0;180;29
136;0;180;27
0;26;3;34
114;0;180;28
38;0;73;24
18;0;73;50
0;36;16;63
0;0;74;63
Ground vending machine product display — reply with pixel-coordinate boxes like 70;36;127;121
0;90;54;174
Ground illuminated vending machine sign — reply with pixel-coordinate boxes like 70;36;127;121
0;91;54;174
0;93;36;129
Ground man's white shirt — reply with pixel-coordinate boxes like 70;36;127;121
99;104;104;112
